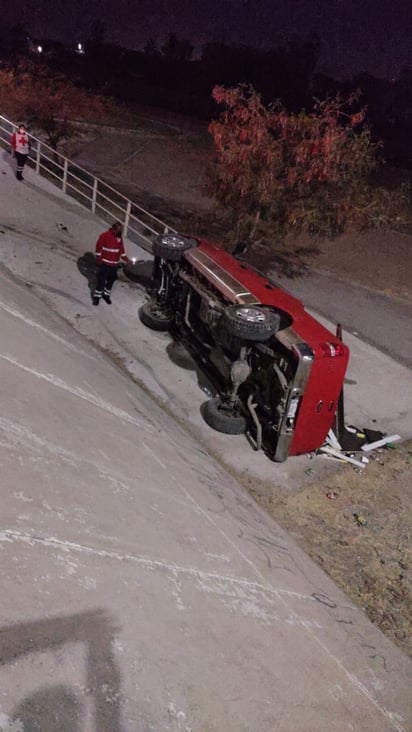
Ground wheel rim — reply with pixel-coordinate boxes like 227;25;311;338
159;235;187;250
234;307;266;323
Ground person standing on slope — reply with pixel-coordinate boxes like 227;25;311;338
10;124;31;181
93;222;129;306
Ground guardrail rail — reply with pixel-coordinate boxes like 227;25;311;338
0;114;175;251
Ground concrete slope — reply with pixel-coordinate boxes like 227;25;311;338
0;150;411;491
0;156;411;732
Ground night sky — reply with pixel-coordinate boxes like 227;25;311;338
3;0;412;79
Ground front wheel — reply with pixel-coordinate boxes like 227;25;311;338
138;301;172;331
202;397;246;435
153;233;197;262
222;305;280;342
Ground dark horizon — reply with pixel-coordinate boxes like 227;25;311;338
2;0;412;81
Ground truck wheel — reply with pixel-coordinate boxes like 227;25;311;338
202;397;246;435
138;301;172;331
222;305;280;342
153;233;197;262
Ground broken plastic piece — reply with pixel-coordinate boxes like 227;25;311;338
361;434;401;452
319;445;365;468
326;429;342;451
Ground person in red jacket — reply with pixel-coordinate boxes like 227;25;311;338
10;123;31;181
93;222;129;306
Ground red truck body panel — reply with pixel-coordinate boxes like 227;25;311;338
191;240;349;456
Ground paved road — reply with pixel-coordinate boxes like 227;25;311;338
275;269;412;369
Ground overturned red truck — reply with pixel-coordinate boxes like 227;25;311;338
139;234;349;462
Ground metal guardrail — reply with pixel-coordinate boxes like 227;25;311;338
0;114;176;252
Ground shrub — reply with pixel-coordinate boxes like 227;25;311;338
206;84;409;243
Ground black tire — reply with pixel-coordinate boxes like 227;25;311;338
153;233;197;262
202;397;246;435
222;305;280;342
138;301;172;331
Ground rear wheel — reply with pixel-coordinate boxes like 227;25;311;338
153;233;197;262
138;301;172;331
222;305;280;342
202;397;246;435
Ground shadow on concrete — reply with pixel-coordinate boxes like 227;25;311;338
165;339;217;402
12;686;83;732
0;609;122;732
122;259;153;287
77;251;98;298
2;148;17;177
166;341;196;371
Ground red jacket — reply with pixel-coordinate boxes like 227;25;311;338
95;230;128;267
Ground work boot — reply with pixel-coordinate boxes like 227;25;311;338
92;297;100;306
102;294;112;305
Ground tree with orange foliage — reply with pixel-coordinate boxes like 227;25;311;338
207;84;407;242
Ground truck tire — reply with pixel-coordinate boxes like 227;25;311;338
222;305;280;342
138;301;172;331
153;233;197;262
202;397;246;435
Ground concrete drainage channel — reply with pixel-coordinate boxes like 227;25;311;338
74;254;411;494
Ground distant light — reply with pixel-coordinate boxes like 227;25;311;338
37;45;43;53
76;42;85;54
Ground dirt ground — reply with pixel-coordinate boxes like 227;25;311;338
74;107;412;657
247;441;412;658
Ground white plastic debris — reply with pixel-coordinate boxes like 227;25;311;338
326;429;342;451
361;434;401;452
319;445;365;468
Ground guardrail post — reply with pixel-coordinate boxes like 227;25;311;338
124;200;131;238
36;143;41;174
1;114;177;248
62;158;68;193
91;178;98;213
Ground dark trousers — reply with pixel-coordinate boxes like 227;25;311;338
94;264;118;299
15;152;28;180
